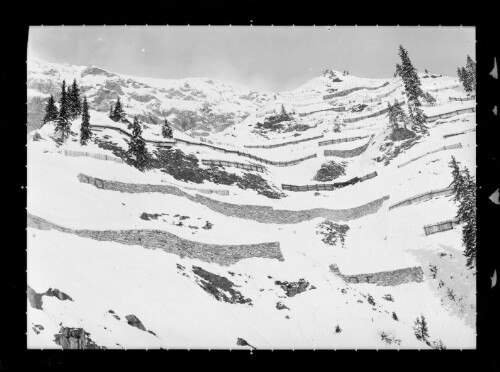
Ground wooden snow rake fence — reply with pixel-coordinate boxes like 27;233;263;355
245;134;324;149
397;143;463;168
62;149;124;164
423;218;460;236
281;171;377;192
201;159;265;173
388;187;454;210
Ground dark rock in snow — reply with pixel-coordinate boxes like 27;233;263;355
192;266;252;305
125;314;147;332
54;326;106;349
236;338;256;349
274;279;311;297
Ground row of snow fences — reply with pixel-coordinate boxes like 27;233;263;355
175;137;318;166
256;108;277;117
443;128;476;139
426;84;461;92
160;180;230;196
397;143;463;168
90;124;176;146
318;135;370;147
342;105;395;124
63;149;124;164
297;106;346;117
201;159;265;173
362;87;399;103
426;107;476;123
388;187;454;211
245;134;325;149
281;171;377;192
200;137;239;149
448;96;476;102
423;218;460;236
322;82;390;101
323;136;373;158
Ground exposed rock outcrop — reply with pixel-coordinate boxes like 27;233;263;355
54;326;106;349
192;266;252;305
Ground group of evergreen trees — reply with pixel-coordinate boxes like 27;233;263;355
449;156;477;270
108;97;126;122
127;117;148;171
162;118;173;138
387;100;408;130
457;55;476;94
342;70;349;76
395;45;427;131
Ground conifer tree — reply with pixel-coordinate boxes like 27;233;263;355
109;103;114;119
80;96;92;145
280;104;287;117
127;116;148;171
58;80;69;121
43;95;59;124
162;118;173;138
397;45;427;130
68;79;82;119
457;67;464;85
397;45;425;102
55;80;70;142
413;315;430;343
112;97;125;122
449;156;477;270
465;55;476;93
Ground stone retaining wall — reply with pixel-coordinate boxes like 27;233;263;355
329;264;424;286
77;173;390;224
27;214;283;266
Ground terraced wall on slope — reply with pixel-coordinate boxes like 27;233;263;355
329;264;424;286
77;173;390;224
27;214;283;266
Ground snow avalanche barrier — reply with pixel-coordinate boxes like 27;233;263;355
77;173;390;224
329;264;424;286
27;214;283;266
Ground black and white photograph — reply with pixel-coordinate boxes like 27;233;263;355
25;25;479;350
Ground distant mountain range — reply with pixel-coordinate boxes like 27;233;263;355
27;57;274;134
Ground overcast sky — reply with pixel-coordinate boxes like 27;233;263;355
28;26;475;92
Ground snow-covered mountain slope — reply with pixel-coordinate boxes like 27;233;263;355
27;57;273;134
27;64;476;350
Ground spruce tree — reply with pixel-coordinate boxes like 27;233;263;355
109;103;114;119
69;79;82;119
43;95;59;124
413;315;430;343
460;67;472;92
465;55;476;93
55;80;70;142
281;104;287;117
449;156;477;270
457;67;464;85
397;45;427;130
162;118;173;138
127;116;148;171
59;80;69;120
80;96;92;145
113;97;125;122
